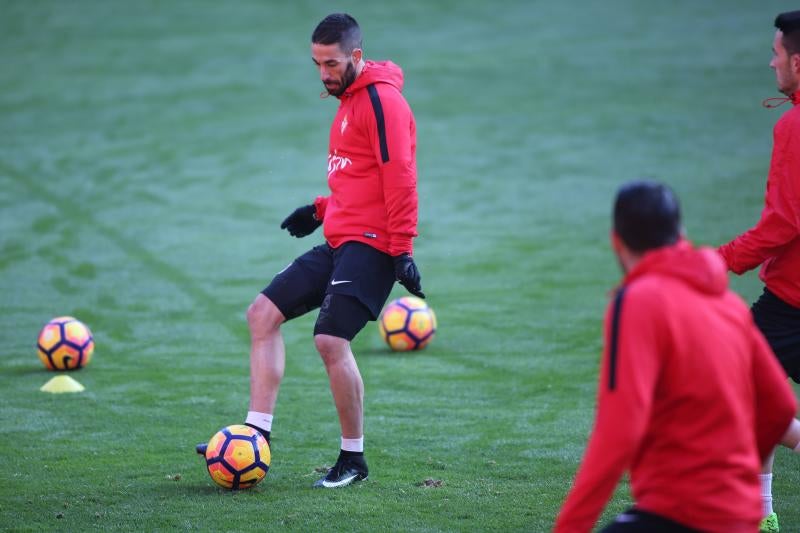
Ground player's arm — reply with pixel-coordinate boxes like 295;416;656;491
555;288;661;533
364;83;418;257
718;121;800;273
750;323;798;460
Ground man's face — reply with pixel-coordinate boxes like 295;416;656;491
312;42;359;97
770;30;800;96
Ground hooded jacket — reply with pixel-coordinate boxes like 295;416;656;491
555;241;796;533
313;60;418;257
718;89;800;308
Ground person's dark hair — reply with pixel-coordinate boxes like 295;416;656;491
776;11;800;56
312;13;362;54
613;180;681;253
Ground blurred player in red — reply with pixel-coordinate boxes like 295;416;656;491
555;181;798;533
717;10;800;532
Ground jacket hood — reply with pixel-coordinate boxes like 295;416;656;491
623;240;728;296
342;60;404;96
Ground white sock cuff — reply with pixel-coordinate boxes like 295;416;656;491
341;436;364;452
246;411;273;432
760;473;774;516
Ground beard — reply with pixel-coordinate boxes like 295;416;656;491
324;61;357;97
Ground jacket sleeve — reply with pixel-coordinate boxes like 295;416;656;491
364;83;418;256
313;195;329;220
555;288;661;533
718;118;800;273
750;323;797;461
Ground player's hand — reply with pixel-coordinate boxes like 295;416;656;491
280;204;321;237
393;254;425;298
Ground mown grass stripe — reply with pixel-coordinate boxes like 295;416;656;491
0;160;241;339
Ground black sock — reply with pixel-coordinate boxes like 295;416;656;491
245;423;271;444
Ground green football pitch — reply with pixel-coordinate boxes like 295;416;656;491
2;1;798;531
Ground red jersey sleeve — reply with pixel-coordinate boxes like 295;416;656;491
750;323;797;461
555;287;662;533
365;83;418;256
718;117;800;273
313;195;329;220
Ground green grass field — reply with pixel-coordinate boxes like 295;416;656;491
2;1;799;531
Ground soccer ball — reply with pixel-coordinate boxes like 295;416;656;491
378;296;437;351
37;316;95;371
204;425;271;490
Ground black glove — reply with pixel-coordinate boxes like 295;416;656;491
393;253;425;298
280;204;321;237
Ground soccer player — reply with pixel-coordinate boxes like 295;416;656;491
717;11;800;532
198;13;424;488
554;181;797;533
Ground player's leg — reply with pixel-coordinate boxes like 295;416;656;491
315;332;363;440
780;418;800;448
760;452;778;533
245;293;286;443
751;288;800;532
311;242;395;488
758;420;800;533
196;245;332;455
245;245;333;443
311;295;372;488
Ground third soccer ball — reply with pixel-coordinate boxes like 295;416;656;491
204;425;271;490
378;296;437;351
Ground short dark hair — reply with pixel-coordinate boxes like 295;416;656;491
312;13;362;54
613;180;681;253
776;10;800;56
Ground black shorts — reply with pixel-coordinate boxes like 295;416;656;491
262;241;395;341
751;288;800;383
600;508;701;533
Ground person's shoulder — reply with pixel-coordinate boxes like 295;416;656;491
621;273;670;298
370;82;409;106
612;275;670;317
354;81;411;119
775;104;800;135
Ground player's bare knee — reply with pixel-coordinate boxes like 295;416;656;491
314;333;339;356
314;334;349;365
247;294;283;337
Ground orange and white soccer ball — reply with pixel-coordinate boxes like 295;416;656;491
36;316;95;370
378;296;437;351
204;425;271;490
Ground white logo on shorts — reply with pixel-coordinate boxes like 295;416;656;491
330;279;352;286
615;513;638;524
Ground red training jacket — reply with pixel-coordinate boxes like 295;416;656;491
313;60;418;257
555;241;796;533
718;89;800;308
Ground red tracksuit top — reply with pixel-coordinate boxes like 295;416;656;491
313;60;418;257
555;241;796;533
718;89;800;308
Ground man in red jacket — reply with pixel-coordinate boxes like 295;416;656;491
717;11;800;531
197;13;424;488
555;181;797;533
